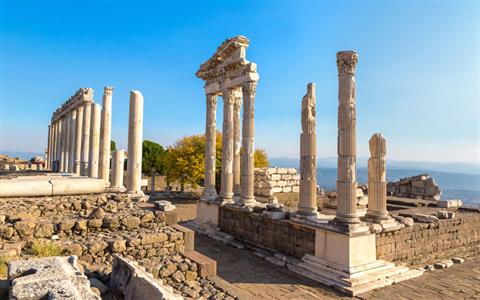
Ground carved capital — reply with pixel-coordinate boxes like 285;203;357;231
222;89;236;105
336;51;358;75
369;133;386;158
242;81;257;96
206;93;217;107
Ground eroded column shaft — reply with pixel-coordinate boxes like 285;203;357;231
367;133;389;219
220;89;235;202
111;150;125;189
240;81;257;205
81;102;92;176
233;89;242;197
99;87;113;185
88;103;101;178
203;94;218;200
74;106;84;175
127;91;144;194
68;110;77;173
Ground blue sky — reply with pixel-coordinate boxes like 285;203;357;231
1;1;478;163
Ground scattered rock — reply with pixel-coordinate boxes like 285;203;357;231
452;257;464;264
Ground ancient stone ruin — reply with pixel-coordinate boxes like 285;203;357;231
387;174;442;200
253;167;300;199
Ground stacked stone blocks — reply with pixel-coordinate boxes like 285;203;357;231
254;167;300;197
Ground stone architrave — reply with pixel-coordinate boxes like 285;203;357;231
74;106;84;175
365;133;396;225
240;81;257;206
220;88;235;204
232;89;242;199
88;103;101;178
68;109;77;173
335;51;360;225
81;102;92;176
202;94;218;201
127;90;144;195
298;83;318;217
99;86;113;185
111;150;125;191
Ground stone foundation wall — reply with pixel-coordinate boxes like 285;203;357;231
219;206;315;258
376;213;480;266
387;174;441;200
254;167;300;197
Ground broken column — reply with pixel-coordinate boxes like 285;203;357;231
220;88;235;204
298;83;318;217
81;102;92;176
366;133;388;220
74;105;84;175
202;93;218;201
127;90;144;195
335;50;361;225
99;86;113;185
233;89;242;199
88;103;101;178
150;168;156;197
240;81;257;206
111;149;125;191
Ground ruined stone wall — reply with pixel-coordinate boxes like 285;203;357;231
219;206;315;258
254;167;300;197
376;213;480;266
387;174;441;200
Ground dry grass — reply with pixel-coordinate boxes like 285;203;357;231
29;240;63;257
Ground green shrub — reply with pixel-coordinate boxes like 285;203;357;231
29;240;63;257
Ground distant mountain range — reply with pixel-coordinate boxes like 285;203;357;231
270;157;479;175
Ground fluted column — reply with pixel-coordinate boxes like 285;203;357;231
366;133;389;220
232;89;242;198
68;110;77;173
46;125;52;170
240;81;257;205
298;83;318;216
88;103;101;178
51;122;56;170
74;106;84;175
127;91;144;195
99;87;113;185
64;113;72;172
111;150;125;190
81;102;92;176
59;117;67;172
220;88;235;203
55;121;62;172
202;93;218;201
335;51;360;224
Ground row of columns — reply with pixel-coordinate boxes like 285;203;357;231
296;51;391;227
203;81;257;206
46;89;144;195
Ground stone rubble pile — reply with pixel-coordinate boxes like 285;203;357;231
387;174;442;200
254;167;300;197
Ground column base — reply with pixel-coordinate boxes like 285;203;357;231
364;215;404;233
239;197;256;207
106;186;126;193
196;199;220;227
331;219;370;235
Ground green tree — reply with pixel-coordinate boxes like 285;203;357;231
110;140;117;152
142;140;166;174
254;148;269;168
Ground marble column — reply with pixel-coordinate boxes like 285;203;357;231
335;50;360;224
64;113;71;172
51;122;56;171
298;83;318;216
240;81;257;206
150;168;156;197
88;103;101;178
99;87;113;185
111;150;125;190
81;102;92;176
220;88;235;203
202;93;218;201
46;125;52;170
127;90;144;195
59;117;66;172
74;106;84;175
55;121;62;172
68;110;77;173
366;133;389;220
232;89;242;199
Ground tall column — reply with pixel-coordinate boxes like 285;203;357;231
74;106;84;175
366;133;389;220
68;110;77;173
65;112;72;172
202;93;218;201
55;120;62;172
59;117;66;172
298;83;318;216
51;122;56;171
335;50;360;224
99;87;113;185
111;150;125;190
232;89;242;198
127;90;144;195
81;102;92;176
220;88;235;203
46;125;51;170
240;81;257;206
88;103;101;178
150;168;156;197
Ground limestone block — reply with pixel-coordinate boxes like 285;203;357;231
277;180;287;187
266;168;277;175
287;168;297;174
270;174;281;181
292;186;300;193
282;186;292;193
277;168;288;174
438;199;463;208
272;187;283;193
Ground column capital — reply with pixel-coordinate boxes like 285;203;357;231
336;51;358;75
242;81;257;95
222;88;236;105
206;93;217;106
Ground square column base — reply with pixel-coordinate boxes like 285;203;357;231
195;200;220;226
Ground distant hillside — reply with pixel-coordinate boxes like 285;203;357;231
1;151;43;161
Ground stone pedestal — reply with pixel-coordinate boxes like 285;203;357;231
74;106;83;175
127;90;144;196
220;89;235;204
111;150;126;192
99;86;113;185
202;94;218;201
196;200;220;226
298;83;318;218
81;102;92;176
88;103;101;178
